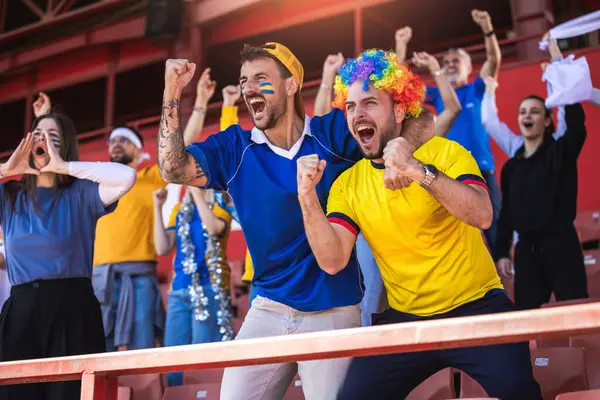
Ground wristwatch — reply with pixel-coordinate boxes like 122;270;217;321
420;164;438;188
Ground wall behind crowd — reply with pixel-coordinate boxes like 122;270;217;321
73;47;600;276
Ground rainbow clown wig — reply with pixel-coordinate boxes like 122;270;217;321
333;49;425;118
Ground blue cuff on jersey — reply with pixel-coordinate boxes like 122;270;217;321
456;174;489;193
185;145;211;188
327;212;360;237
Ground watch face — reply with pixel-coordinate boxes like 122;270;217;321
426;164;438;175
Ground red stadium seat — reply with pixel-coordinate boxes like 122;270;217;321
556;389;600;399
570;334;600;389
183;368;225;385
117;386;132;400
118;373;164;400
536;299;600;348
531;347;588;400
406;368;456;400
283;378;304;400
162;383;221;400
459;370;488;398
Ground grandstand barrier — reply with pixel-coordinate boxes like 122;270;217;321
0;302;598;399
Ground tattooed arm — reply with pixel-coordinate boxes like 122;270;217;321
158;59;208;186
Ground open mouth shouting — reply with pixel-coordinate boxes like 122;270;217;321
521;120;534;130
33;144;46;157
247;96;266;119
355;122;377;148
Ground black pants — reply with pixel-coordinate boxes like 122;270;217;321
0;277;106;400
515;226;588;310
338;290;542;400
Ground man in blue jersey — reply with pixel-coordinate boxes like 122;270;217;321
398;10;502;248
156;43;431;399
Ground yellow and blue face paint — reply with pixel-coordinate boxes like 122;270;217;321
51;137;61;149
259;82;274;95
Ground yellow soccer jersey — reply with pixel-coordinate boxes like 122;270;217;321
327;137;502;316
94;164;167;266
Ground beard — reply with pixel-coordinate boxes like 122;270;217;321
359;115;398;160
252;100;287;131
110;153;134;165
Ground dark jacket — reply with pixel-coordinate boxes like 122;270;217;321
494;103;586;260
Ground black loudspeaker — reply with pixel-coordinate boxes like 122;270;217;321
145;0;184;39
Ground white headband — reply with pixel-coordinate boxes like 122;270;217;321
109;127;151;165
110;127;143;149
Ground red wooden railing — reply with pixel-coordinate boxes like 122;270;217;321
0;302;599;399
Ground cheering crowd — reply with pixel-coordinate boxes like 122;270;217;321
0;8;598;400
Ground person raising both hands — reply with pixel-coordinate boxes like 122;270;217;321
0;112;135;400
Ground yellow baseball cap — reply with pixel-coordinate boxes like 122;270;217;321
262;42;305;117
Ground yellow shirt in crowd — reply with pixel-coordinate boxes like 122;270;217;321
327;137;502;316
94;165;167;266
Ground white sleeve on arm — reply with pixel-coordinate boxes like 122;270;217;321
68;162;137;207
553;106;567;140
481;92;523;157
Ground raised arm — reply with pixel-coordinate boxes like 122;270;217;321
473;10;501;79
188;186;226;237
314;53;344;117
220;85;242;130
412;51;461;137
159;59;207;186
183;68;217;146
153;188;176;256
296;155;356;275
395;27;412;65
383;137;493;229
481;77;523;157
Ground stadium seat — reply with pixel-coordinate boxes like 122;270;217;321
459;370;488;398
570;334;600;389
536;299;600;348
530;347;588;400
117;386;132;400
183;368;225;385
555;389;600;399
406;368;456;400
162;382;221;399
283;378;304;400
118;373;164;400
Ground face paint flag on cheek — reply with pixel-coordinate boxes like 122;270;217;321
259;82;275;95
51;138;61;149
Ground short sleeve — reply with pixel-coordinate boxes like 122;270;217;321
167;203;180;231
312;109;362;162
472;76;486;97
147;164;167;187
213;202;232;229
78;179;117;218
426;86;439;106
185;125;243;191
326;174;360;237
443;144;489;193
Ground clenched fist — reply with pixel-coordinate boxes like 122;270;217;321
382;137;423;182
33;92;51;118
297;154;327;197
165;59;197;91
153;188;168;208
196;68;217;106
395;27;412;45
223;85;242;106
471;9;493;32
322;53;345;83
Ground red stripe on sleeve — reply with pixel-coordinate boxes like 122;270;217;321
328;217;359;237
462;179;490;194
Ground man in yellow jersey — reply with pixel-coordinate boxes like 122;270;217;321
296;49;541;400
93;68;218;351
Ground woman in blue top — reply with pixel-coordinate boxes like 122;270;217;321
153;185;232;386
0;112;136;400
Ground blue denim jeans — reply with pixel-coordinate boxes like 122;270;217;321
164;285;219;386
356;233;384;327
106;275;157;352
